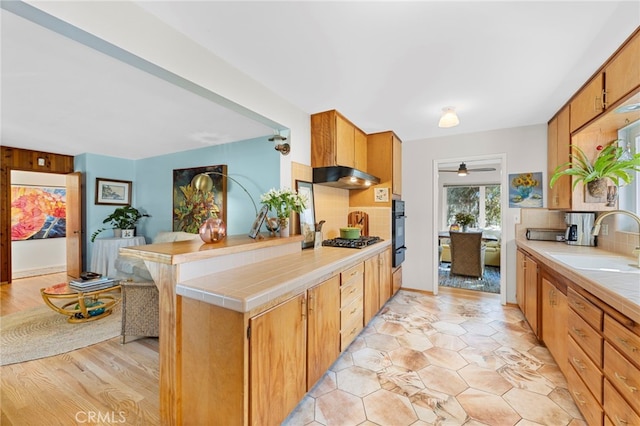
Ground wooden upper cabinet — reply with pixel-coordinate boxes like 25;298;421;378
311;109;367;170
547;107;571;210
604;31;640;108
568;28;640;133
354;127;367;171
350;131;402;207
570;73;605;133
392;134;402;196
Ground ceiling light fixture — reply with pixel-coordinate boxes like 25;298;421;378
457;162;468;176
438;107;459;128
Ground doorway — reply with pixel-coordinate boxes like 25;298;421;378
432;154;508;304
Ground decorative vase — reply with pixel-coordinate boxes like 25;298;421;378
265;217;280;237
516;186;533;199
279;217;290;238
199;218;226;243
122;228;135;238
113;229;122;238
587;179;607;198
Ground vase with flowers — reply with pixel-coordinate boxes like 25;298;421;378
260;188;307;237
454;212;475;232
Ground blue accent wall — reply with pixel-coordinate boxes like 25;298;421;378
80;137;278;273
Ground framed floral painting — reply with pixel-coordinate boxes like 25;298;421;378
508;172;543;208
173;165;227;233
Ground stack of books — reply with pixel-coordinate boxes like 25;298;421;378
69;276;118;292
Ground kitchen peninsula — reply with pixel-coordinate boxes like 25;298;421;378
119;233;393;425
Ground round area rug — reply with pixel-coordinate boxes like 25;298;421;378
0;304;121;366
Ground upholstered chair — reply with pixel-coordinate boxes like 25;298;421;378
449;231;486;278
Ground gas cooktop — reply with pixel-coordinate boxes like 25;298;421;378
322;236;382;249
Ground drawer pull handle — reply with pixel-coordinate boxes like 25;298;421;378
572;391;586;405
572;357;586;371
614;372;638;393
615;415;629;425
571;327;586;338
573;301;585;310
617;337;639;352
350;307;357;315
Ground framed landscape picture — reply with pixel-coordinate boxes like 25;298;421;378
95;178;131;205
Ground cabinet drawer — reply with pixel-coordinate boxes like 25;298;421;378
604;379;640;426
341;314;363;350
569;336;603;403
569;308;603;367
341;295;363;329
568;287;603;331
567;363;604;426
342;263;364;286
604;341;640;415
341;280;363;309
604;314;640;365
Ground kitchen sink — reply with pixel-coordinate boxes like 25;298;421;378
548;253;640;274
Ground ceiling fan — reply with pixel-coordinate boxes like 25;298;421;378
439;162;496;176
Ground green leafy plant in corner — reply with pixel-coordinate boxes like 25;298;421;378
91;205;150;242
550;142;640;190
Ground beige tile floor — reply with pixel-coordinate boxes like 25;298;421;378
283;288;586;426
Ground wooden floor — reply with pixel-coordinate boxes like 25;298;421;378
1;273;161;425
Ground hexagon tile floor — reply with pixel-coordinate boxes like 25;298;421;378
283;288;586;426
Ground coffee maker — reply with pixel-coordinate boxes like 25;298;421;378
564;212;596;246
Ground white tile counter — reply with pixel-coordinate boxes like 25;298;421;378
177;240;392;314
516;239;640;324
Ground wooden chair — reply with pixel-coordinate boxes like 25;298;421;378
449;231;486;278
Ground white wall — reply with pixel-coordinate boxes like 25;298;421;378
402;124;548;303
11;171;66;278
27;1;311;187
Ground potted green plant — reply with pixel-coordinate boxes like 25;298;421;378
454;212;475;231
550;142;640;197
260;188;307;237
91;205;150;242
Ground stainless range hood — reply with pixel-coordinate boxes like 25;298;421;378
313;166;381;189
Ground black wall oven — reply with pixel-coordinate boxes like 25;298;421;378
392;200;406;267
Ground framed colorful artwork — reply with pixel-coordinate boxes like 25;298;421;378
11;185;66;240
173;165;227;233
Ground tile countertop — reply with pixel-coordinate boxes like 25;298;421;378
516;239;640;324
177;239;392;315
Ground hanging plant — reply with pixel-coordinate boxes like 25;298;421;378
549;142;640;194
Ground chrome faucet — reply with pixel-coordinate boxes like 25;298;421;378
592;209;640;268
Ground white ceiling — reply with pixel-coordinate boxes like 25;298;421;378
2;1;639;160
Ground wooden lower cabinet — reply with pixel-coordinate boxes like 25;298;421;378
603;379;640;426
364;255;381;324
180;247;395;425
307;275;341;389
516;249;539;336
541;277;568;375
340;263;364;350
567;363;604;425
250;293;307;425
